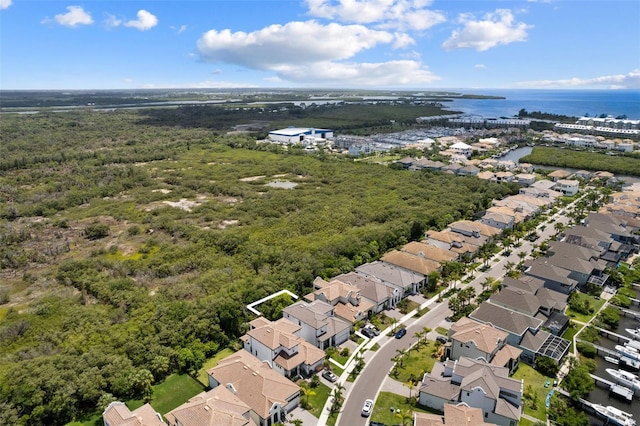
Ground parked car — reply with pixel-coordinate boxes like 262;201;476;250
436;336;448;344
361;328;375;338
395;328;406;339
364;324;381;336
322;369;338;383
361;399;374;417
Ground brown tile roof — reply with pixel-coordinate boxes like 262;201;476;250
103;402;164;426
413;411;445;426
381;250;440;275
444;403;497;426
208;350;300;420
165;387;257;426
450;317;508;354
402;241;458;263
490;345;522;369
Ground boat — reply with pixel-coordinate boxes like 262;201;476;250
605;356;620;365
626;339;640;351
591;404;636;426
626;328;640;340
606;368;640;390
616;344;640;361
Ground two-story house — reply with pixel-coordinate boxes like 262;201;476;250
282;300;351;350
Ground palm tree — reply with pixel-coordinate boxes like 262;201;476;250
482;276;496;293
504;261;516;274
413;330;425;348
404;378;417;403
518;251;527;262
395;409;413;426
395;348;407;367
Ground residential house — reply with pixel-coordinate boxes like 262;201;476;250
574;170;592;180
486;206;526;225
547;170;571;181
458;165;481;176
449;220;502;239
165;386;258;426
381;250;438;286
282;300;351;350
520;260;579;294
240;317;325;378
553;179;579;196
334;271;400;312
356;261;426;299
469;302;570;364
480;212;515;230
413;403;498;426
447;317;521;375
493;172;514;184
419;357;523;426
450;142;473;158
477;171;496;181
402;241;458;263
441;163;463;175
103;402;164;426
514;174;536;187
207;350;301;426
424;229;479;257
306;277;374;322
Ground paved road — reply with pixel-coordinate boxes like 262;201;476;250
337;202;578;425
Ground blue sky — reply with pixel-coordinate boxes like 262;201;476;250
1;0;639;90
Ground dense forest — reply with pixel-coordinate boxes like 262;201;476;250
520;146;640;177
0;107;517;425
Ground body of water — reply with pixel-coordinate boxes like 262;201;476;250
441;89;640;119
496;146;640;186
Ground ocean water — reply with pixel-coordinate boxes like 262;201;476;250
440;89;640;120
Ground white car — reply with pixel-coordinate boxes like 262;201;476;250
361;399;374;417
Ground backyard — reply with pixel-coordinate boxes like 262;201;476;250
512;363;551;422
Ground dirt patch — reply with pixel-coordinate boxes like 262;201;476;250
216;196;240;204
152;189;172;194
218;220;239;229
239;175;266;182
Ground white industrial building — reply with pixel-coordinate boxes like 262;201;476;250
267;127;333;145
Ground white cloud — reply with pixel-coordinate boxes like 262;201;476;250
197;20;395;69
516;69;640;89
124;9;158;31
104;14;122;29
49;6;94;28
305;0;445;31
178;25;187;34
442;9;531;51
1;0;12;10
474;64;487;69
273;60;440;87
197;20;439;87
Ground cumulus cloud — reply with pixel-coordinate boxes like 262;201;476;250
305;0;446;31
104;13;122;29
1;0;12;10
516;69;640;89
47;5;94;27
124;9;158;31
197;20;395;69
474;64;487;69
442;9;531;51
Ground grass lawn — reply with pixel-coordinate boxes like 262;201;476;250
435;327;448;336
370;343;381;351
66;412;102;426
391;341;439;383
370;392;442;425
565;293;606;324
298;381;332;419
128;373;205;416
562;321;582;354
197;347;234;385
512;364;550;422
519;417;538;426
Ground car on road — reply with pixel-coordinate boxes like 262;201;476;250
526;233;539;242
436;336;448;344
322;369;338;383
395;328;406;339
361;328;376;338
361;399;374;417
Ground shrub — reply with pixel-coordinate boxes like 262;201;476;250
576;342;596;358
84;223;110;240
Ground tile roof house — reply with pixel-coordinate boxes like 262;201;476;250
547;170;571;181
240;317;325;378
553;179;580;196
447;317;521;375
334;271;400;311
102;402;165;426
207;350;301;426
449;220;502;238
282;300;351;350
424;229;479;256
356;261;426;298
165;386;258;426
402;241;458;263
480;212;515;230
469;302;543;347
419;357;523;426
305;277;374;322
413;403;498;426
381;250;439;282
514;173;536;186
